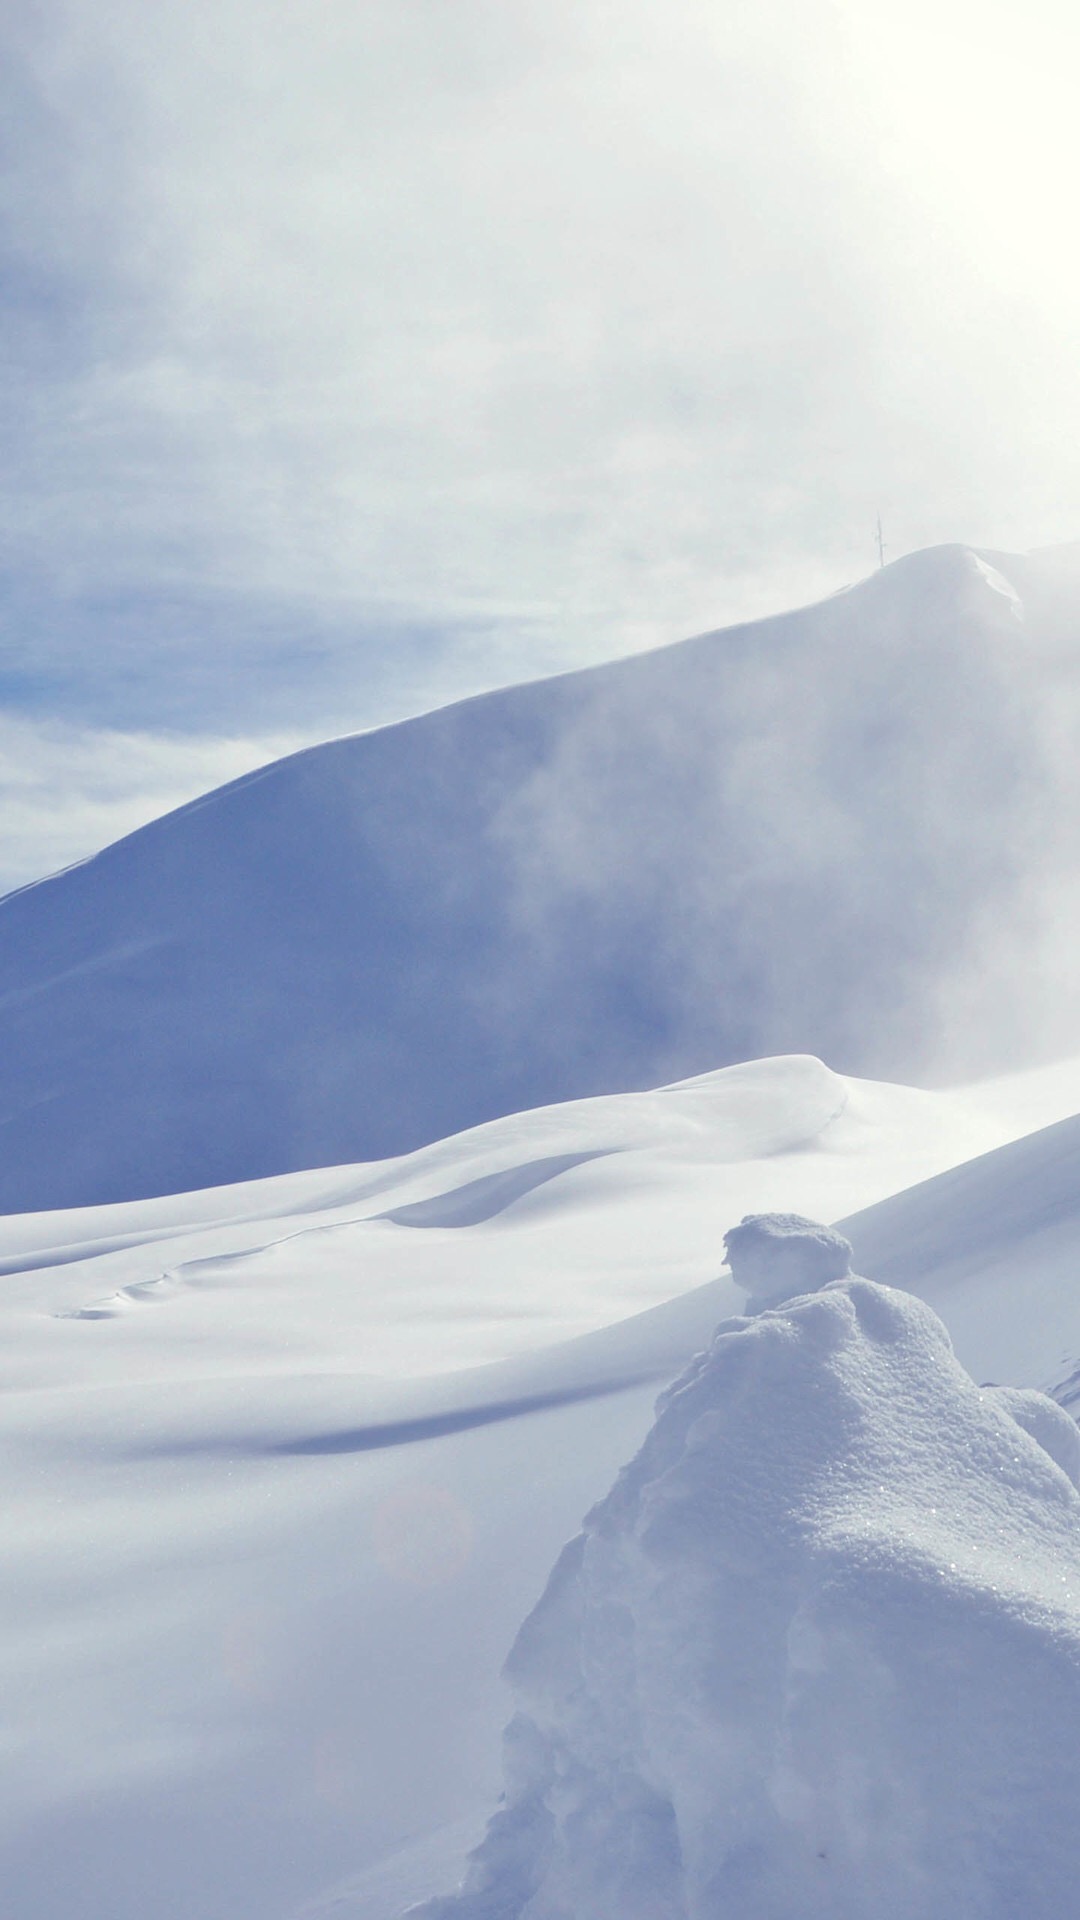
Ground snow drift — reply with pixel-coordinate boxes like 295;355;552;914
5;1069;1080;1919
1;542;1076;1213
414;1220;1080;1920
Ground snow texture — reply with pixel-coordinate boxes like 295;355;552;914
723;1210;853;1311
413;1230;1080;1919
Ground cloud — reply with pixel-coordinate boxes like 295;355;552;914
2;0;1080;739
0;715;305;897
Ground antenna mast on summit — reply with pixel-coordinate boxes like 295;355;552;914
876;515;886;569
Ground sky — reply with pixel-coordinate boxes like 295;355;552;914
3;0;1080;892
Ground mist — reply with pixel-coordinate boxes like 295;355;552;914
4;542;1078;1213
4;0;1080;755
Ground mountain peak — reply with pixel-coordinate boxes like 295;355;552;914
1;543;1076;1212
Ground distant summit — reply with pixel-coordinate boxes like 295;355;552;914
1;543;1077;1211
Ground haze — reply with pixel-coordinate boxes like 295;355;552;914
2;0;1078;888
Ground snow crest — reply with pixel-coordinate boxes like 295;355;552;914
723;1210;853;1311
411;1246;1080;1918
969;551;1024;621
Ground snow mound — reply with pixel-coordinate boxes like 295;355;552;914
723;1210;853;1310
413;1264;1080;1919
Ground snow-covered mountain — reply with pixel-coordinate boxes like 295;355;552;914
4;542;1080;1214
4;1051;1080;1918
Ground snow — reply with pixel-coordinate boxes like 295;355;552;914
3;540;1079;1213
416;1262;1080;1919
5;542;1080;1915
969;551;1024;619
0;1051;1074;1384
723;1210;853;1310
3;1052;1080;1916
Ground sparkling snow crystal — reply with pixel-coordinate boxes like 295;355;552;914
410;1220;1080;1919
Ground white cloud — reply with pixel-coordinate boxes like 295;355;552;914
2;0;1080;726
0;718;306;897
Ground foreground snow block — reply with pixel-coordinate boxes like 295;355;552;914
412;1273;1080;1919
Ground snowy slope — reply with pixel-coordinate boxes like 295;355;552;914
3;1054;1080;1918
0;1052;1072;1382
3;541;1078;1213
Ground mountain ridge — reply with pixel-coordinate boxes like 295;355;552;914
1;542;1073;1213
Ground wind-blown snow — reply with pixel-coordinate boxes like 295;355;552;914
414;1253;1080;1919
2;540;1076;1212
969;551;1024;620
